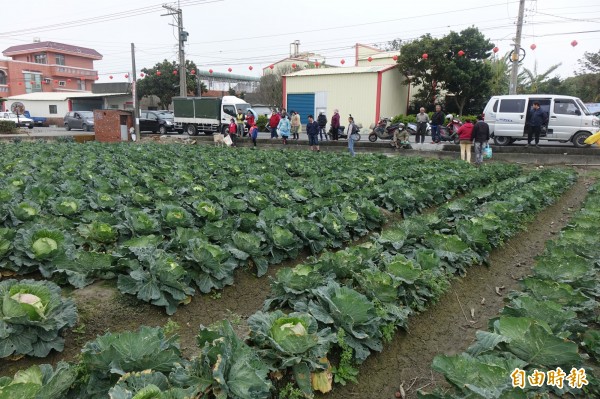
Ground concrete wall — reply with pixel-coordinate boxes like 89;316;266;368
286;73;378;127
7;99;69;118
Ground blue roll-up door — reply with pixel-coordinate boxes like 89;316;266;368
287;93;315;125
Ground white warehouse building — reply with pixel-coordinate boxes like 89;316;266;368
282;44;412;126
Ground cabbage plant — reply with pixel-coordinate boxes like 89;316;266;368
248;310;336;397
10;225;73;274
0;279;77;358
0;362;76;399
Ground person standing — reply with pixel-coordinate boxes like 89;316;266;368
306;114;320;152
277;114;291;144
317;112;328;141
228;118;238;147
457;119;474;162
430;104;444;144
471;115;490;166
245;110;255;133
290;111;301;140
526;101;547;148
415;107;429;146
236;109;246;136
249;123;259;148
269;109;280;139
330;109;340;141
346;115;358;156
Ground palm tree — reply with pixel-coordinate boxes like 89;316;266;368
518;61;562;94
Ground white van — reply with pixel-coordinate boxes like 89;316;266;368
483;95;599;147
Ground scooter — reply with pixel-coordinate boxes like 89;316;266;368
368;117;404;142
327;125;362;141
406;122;431;136
437;115;462;144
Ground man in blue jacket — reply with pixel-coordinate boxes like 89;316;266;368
526;102;548;148
306;115;320;152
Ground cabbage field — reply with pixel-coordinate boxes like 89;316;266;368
0;142;597;399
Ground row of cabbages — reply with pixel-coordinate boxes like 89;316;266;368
0;168;576;398
421;180;600;399
0;143;519;314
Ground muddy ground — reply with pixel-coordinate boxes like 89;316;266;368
322;173;594;399
0;170;593;399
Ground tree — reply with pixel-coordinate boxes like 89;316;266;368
576;49;600;74
137;59;206;109
397;27;494;115
518;61;562;94
254;66;292;107
378;38;402;51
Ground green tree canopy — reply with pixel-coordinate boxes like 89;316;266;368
397;27;494;115
137;59;206;108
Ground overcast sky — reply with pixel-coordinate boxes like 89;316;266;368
0;0;598;83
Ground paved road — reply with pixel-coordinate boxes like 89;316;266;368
1;126;593;150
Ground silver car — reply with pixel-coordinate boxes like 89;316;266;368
64;111;94;132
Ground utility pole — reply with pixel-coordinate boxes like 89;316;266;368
131;43;140;138
509;0;526;94
162;4;187;97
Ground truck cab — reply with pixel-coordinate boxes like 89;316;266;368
173;96;250;136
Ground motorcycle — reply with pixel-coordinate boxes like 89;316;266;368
368;118;403;142
437;115;462;144
368;117;411;149
406;122;431;136
327;124;362;141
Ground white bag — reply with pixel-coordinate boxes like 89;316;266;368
223;135;233;146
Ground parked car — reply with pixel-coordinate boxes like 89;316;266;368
139;110;177;134
251;104;276;117
0;111;34;128
64;111;94;131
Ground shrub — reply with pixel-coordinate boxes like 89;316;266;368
257;114;268;132
0;120;17;133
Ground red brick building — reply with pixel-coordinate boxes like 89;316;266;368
0;41;102;104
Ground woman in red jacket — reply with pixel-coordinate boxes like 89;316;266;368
457;119;474;163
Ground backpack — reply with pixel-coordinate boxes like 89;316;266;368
351;124;359;135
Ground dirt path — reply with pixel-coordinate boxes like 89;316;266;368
322;172;593;399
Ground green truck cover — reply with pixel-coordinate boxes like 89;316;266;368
173;97;222;120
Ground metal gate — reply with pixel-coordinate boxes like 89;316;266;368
287;93;315;125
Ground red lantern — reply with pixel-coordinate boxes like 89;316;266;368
109;75;113;79
392;55;398;61
422;53;428;59
190;69;196;75
30;80;35;84
95;76;99;80
156;71;161;76
292;63;297;69
140;73;144;78
571;40;578;47
125;74;129;79
54;80;58;84
67;78;71;82
530;44;537;50
173;70;177;75
42;80;46;85
228;67;232;72
493;47;499;53
269;64;274;70
209;69;213;74
248;66;253;71
314;61;320;67
367;56;373;62
340;59;345;65
458;50;465;57
18;82;22;86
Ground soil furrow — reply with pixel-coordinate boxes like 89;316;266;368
321;172;593;399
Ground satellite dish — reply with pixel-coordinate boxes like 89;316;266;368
11;102;25;115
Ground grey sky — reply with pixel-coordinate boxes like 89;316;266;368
0;0;598;82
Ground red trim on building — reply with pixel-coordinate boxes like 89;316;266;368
375;71;383;123
68;99;72;112
355;43;359;66
282;76;287;109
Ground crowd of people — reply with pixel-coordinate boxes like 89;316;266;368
224;105;498;165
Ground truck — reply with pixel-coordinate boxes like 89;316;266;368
173;96;250;136
0;111;34;129
23;111;47;127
